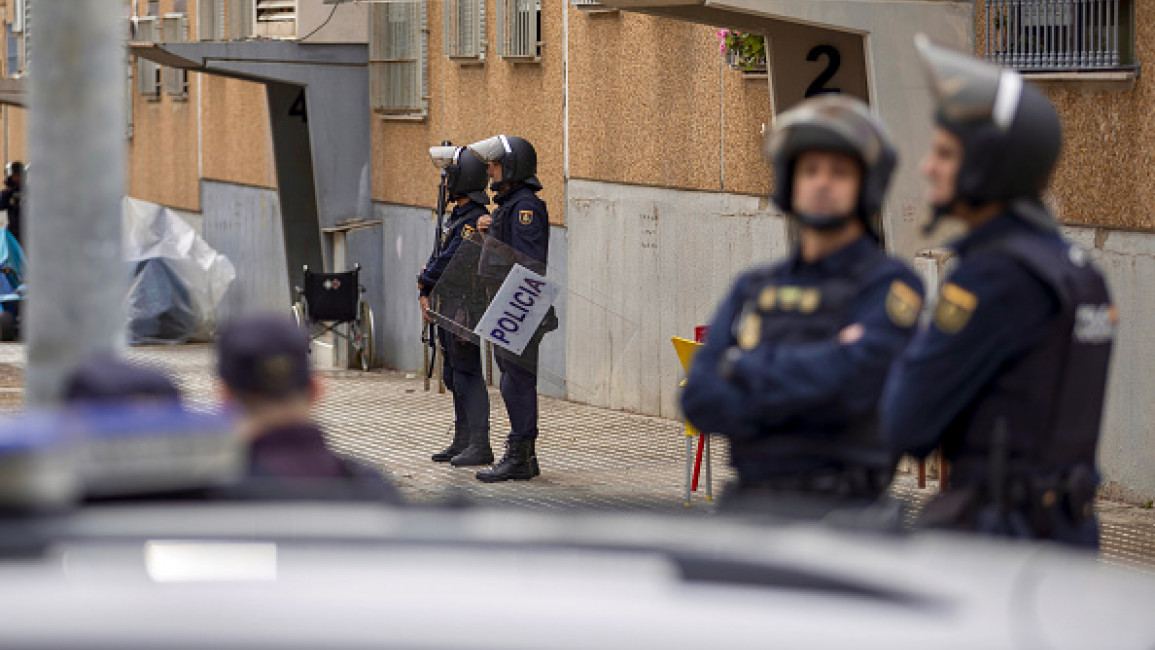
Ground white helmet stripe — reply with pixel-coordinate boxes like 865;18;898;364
992;70;1023;132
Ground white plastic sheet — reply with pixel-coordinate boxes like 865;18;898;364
123;197;236;344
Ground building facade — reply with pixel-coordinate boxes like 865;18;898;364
1;0;1154;501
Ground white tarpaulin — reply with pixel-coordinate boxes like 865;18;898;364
123;197;236;344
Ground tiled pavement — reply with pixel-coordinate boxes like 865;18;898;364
3;342;1155;569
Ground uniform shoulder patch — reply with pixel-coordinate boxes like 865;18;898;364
934;282;978;334
885;280;922;328
462;224;475;237
518;210;534;226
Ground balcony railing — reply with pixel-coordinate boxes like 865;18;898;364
985;0;1133;71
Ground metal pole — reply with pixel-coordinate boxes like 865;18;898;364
26;0;127;406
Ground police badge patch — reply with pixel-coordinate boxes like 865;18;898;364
737;312;762;350
934;283;978;334
518;210;534;226
885;280;922;328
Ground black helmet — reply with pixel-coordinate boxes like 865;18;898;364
430;145;489;205
915;34;1061;231
5;161;23;178
467;135;540;190
764;95;897;238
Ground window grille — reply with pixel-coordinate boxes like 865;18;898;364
985;0;1134;71
496;0;540;62
136;16;161;98
445;0;484;60
198;0;226;40
369;1;428;118
162;13;189;99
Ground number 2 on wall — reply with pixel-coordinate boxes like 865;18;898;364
804;45;842;97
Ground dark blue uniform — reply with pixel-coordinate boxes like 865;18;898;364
882;212;1114;547
682;236;923;511
486;183;551;441
419;200;490;434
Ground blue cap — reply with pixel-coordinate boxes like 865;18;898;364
63;355;182;405
217;313;311;398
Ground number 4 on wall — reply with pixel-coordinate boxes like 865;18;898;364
804;45;842;98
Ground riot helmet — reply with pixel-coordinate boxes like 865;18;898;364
764;95;897;238
5;161;23;179
467;135;540;192
429;145;489;205
915;34;1061;231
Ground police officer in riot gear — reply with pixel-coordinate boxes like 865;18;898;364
881;36;1115;548
419;146;493;467
466;134;554;483
1;161;24;244
681;96;924;518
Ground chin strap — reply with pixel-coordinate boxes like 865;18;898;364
794;212;854;232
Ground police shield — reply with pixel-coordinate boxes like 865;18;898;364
428;229;640;396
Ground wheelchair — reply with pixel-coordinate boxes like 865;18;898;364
290;263;376;372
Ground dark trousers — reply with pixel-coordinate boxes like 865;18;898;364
439;329;489;431
495;344;539;441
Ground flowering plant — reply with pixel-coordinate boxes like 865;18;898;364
717;29;766;71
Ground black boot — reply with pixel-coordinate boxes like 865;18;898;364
450;427;493;467
431;423;470;463
476;438;540;483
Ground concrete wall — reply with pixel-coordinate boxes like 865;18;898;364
201;180;289;323
1063;225;1155;503
375;199;567;398
566;178;789;418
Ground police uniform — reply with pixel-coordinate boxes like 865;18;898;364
882;210;1112;547
217;314;402;503
683;236;923;514
680;96;923;517
466;135;553;482
419;199;492;465
486;181;552;443
880;37;1115;548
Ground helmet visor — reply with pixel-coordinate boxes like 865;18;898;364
466;135;511;164
915;33;1022;130
428;145;460;170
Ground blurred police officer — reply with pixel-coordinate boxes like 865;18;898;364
64;355;183;406
680;96;924;518
218;313;401;502
418;145;493;467
465;134;555;483
881;37;1114;548
0;162;23;245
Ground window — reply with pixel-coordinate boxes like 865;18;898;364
255;0;296;38
198;0;226;41
445;0;484;61
230;0;254;39
7;0;27;76
369;1;428;118
162;14;189;98
5;25;18;78
496;0;540;62
136;16;161;98
985;0;1135;71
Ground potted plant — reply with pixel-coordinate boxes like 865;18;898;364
718;29;767;73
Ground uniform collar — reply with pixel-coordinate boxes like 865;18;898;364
951;212;1029;256
788;234;876;275
494;183;535;206
450;200;484;218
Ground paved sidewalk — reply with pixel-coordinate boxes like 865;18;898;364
1;342;1153;570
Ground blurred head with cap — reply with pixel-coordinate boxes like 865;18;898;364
216;313;321;436
63;355;182;406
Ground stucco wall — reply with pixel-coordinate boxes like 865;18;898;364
2;105;27;166
200;76;276;190
975;3;1153;231
567;10;772;197
372;0;566;224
